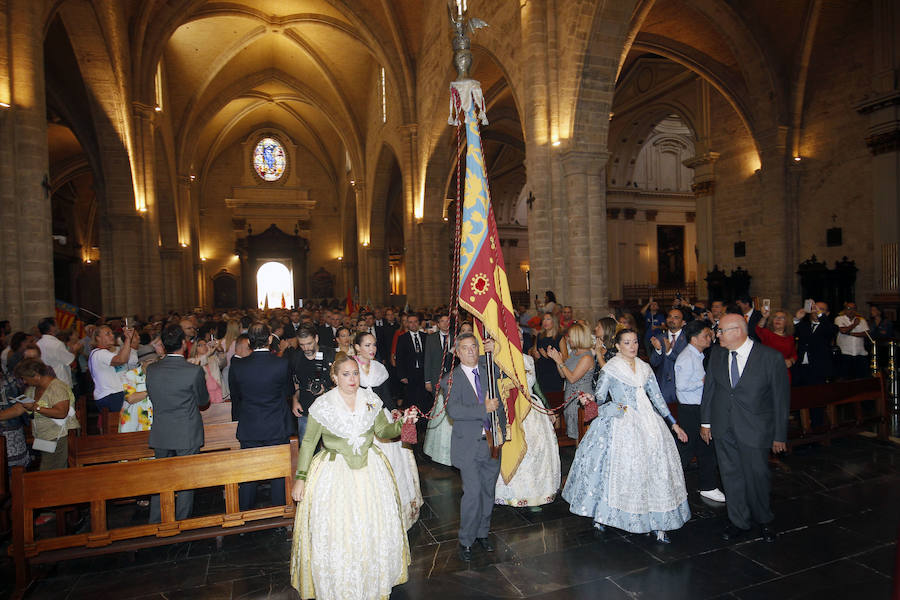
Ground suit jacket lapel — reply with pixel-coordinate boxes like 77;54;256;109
735;343;762;388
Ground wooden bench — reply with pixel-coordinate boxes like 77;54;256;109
68;421;241;467
99;401;233;434
788;374;888;448
10;439;298;598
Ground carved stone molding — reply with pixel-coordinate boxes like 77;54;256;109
686;212;696;223
645;210;658;222
864;130;900;156
607;208;621;220
691;180;715;196
623;208;637;220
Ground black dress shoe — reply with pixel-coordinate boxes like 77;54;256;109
760;524;776;543
476;537;495;552
458;544;473;561
721;523;750;541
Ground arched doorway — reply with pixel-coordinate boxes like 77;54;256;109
256;261;293;309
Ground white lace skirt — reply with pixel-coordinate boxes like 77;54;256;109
373;436;423;529
495;404;561;506
290;448;410;600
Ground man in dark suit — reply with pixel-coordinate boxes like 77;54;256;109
396;312;431;419
376;307;399;357
424;314;454;395
649;307;689;404
793;301;836;386
442;333;506;561
317;311;339;349
736;294;762;341
700;313;789;543
147;324;209;523
229;321;293;510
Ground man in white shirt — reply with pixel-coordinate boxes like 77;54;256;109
674;320;724;502
36;317;76;387
834;302;869;380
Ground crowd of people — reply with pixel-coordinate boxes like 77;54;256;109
0;290;893;599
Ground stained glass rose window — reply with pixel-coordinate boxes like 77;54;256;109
253;137;286;181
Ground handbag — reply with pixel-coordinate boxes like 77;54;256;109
32;405;74;453
582;399;599;422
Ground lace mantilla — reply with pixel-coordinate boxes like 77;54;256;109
357;358;389;388
309;387;383;455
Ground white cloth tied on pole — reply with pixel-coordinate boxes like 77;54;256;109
448;79;489;126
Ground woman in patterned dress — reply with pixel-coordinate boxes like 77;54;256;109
563;329;690;543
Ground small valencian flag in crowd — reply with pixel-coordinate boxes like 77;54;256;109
452;79;530;484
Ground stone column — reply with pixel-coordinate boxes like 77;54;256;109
160;248;185;311
400;125;421;307
857;0;900;300
0;0;53;329
132;102;164;315
683;153;719;301
365;247;387;306
560;150;610;321
418;220;448;307
99;215;145;316
520;0;554;309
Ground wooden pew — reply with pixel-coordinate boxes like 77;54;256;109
10;439;298;598
68;421;241;467
99;401;233;434
788;374;888;448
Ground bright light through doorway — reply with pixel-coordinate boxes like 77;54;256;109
257;261;293;308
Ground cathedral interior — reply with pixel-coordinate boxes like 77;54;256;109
1;2;899;599
1;0;898;325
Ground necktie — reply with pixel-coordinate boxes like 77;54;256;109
413;333;421;354
474;367;491;432
473;368;483;403
442;334;448;352
730;351;740;388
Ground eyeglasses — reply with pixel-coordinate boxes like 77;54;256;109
717;327;740;335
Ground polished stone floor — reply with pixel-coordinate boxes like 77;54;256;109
3;435;898;599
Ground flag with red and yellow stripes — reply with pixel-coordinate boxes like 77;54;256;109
455;84;529;484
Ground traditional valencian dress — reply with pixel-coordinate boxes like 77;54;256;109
290;386;410;600
423;387;453;466
563;355;690;533
495;354;560;506
360;357;423;530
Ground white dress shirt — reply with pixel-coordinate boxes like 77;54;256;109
36;335;75;387
728;337;754;386
702;337;754;428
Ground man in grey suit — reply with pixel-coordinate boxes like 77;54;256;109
700;313;789;543
443;333;506;562
147;324;209;523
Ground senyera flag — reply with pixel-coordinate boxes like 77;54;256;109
453;81;530;484
55;299;85;338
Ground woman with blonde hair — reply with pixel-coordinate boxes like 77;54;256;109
188;338;224;404
221;319;241;400
290;352;419;600
548;322;595;440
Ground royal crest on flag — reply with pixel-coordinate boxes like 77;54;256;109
452;80;530;484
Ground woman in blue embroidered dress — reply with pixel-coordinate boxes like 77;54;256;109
562;329;690;543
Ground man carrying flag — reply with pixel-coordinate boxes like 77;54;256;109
442;5;534;560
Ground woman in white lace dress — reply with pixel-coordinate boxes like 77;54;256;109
290;353;418;600
354;332;422;529
495;349;561;510
563;328;690;543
